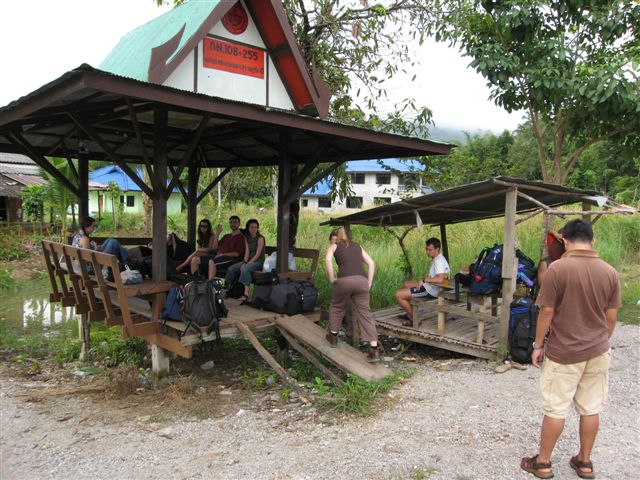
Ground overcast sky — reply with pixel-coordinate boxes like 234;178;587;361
0;0;524;132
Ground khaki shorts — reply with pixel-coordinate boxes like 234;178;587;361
540;350;610;419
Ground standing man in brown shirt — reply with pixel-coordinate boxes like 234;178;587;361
521;219;620;479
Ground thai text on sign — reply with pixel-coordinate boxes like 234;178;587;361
203;37;264;79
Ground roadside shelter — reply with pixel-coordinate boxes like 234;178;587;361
0;0;452;374
323;177;636;359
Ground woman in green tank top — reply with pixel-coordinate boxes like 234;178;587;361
225;219;265;300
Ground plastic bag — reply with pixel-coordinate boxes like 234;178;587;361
121;265;143;285
262;252;296;272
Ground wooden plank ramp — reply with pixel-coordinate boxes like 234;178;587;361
274;314;392;382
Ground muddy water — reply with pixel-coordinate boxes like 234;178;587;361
0;278;78;337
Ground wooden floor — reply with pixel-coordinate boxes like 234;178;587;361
373;305;500;360
103;291;321;345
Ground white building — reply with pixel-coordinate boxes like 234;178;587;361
301;159;432;212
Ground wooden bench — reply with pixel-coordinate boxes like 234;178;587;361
42;240;194;364
411;284;501;344
252;246;320;283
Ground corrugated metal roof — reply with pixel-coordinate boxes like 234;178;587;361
323;177;635;227
0;153;36;164
3;173;48;186
0;163;40;175
100;0;220;81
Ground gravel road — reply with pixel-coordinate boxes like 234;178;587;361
1;323;638;480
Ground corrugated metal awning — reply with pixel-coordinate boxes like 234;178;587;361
322;177;636;227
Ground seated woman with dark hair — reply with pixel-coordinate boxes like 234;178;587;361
175;219;216;274
224;219;265;301
73;216;129;262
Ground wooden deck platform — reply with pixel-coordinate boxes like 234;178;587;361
96;290;321;346
373;305;500;360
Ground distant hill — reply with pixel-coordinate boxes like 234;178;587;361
427;125;510;144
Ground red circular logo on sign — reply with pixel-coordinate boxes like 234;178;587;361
222;3;248;35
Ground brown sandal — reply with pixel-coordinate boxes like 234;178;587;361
569;456;595;479
521;455;554;479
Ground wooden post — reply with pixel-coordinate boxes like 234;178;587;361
276;131;292;274
582;202;591;223
151;107;169;374
439;224;449;262
77;150;89;221
344;299;360;347
187;164;199;248
498;187;518;359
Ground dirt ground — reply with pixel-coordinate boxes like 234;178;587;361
1;323;639;480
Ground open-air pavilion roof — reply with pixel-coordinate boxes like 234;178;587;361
323;176;636;227
0;65;451;169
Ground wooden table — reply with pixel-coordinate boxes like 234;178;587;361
412;282;500;345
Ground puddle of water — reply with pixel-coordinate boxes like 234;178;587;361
0;278;79;337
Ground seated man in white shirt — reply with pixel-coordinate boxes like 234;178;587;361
395;237;450;325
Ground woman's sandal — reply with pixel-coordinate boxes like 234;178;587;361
569;456;595;479
521;455;554;479
238;294;249;305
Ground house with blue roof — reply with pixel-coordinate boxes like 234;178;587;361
301;159;433;211
89;165;183;216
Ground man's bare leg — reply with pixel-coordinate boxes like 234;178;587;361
208;260;217;280
537;415;565;465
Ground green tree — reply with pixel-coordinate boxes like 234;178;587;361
40;157;77;240
21;185;46;222
433;0;640;186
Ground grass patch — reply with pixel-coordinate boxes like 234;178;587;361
618;264;639;326
329;369;414;415
0;268;20;290
89;324;148;367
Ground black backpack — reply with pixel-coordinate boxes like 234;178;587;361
182;278;227;340
227;281;245;299
509;297;538;363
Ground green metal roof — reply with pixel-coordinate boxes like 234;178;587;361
99;0;221;81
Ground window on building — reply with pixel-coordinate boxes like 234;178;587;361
119;195;125;204
376;173;391;185
346;196;363;208
301;199;308;207
126;195;135;207
374;197;391;205
350;173;365;184
318;197;331;208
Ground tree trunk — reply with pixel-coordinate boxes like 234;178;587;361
142;192;152;235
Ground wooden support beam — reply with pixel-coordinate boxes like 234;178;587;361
68;112;154;197
166;113;211;195
515;208;544;225
277;327;344;385
8;132;80;196
125;97;154;182
237;321;308;400
498;187;518;359
151;108;168;283
187;163;199;247
197;167;231;203
276;130;292;272
78;150;89;220
439;224;449;263
516;190;552;211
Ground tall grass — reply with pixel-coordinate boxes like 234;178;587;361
182;205;637;312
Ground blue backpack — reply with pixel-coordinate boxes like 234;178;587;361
161;284;184;321
469;244;503;295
